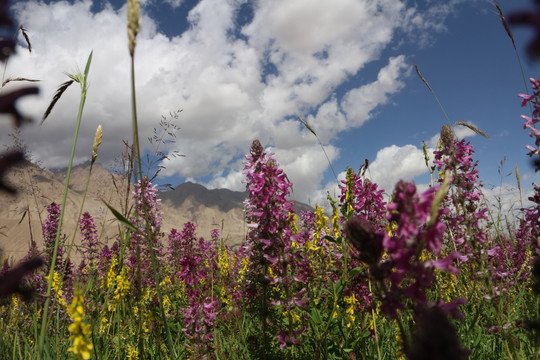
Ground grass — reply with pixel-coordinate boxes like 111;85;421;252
0;1;539;360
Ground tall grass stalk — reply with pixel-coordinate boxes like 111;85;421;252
127;0;175;358
494;2;532;101
297;114;338;182
64;125;102;268
37;51;93;358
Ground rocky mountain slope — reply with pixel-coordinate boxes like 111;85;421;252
0;162;312;263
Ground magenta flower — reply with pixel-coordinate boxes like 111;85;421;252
242;139;309;350
126;177;164;288
79;212;99;266
42;202;64;272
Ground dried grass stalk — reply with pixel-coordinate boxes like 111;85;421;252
2;77;39;87
494;2;516;50
92;125;103;164
515;165;523;208
17;25;32;53
415;64;433;93
41;80;74;125
296;114;316;136
454;121;490;139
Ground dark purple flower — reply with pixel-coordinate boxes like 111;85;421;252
406;306;469;360
345;215;383;265
0;150;24;193
509;10;540;59
0;257;43;300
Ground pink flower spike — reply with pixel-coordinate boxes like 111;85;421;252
519;93;536;106
437;297;467;320
428;251;461;274
526;144;540;155
531;77;540;89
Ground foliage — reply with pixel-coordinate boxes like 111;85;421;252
0;1;539;359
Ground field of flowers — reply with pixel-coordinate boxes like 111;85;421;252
0;1;539;359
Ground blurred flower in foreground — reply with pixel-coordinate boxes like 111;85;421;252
406;306;469;360
0;257;43;300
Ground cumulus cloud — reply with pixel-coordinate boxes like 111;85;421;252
4;0;471;203
368;144;428;193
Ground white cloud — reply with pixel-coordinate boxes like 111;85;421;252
368;144;428;193
4;0;473;204
481;184;531;224
341;56;408;127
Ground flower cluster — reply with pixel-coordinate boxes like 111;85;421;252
346;179;466;316
79;212;99;266
43;202;64;271
168;222;219;356
127;177;164;288
243;139;309;350
433;126;489;257
67;289;93;360
339;167;387;228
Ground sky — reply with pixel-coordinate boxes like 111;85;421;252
2;0;540;215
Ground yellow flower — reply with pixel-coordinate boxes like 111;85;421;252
162;294;171;314
105;255;118;288
289;212;299;234
108;266;129;311
344;294;358;328
313;205;329;242
333;304;340;319
127;344;139;360
327;194;341;238
218;246;230;277
67;289;93;360
46;271;67;308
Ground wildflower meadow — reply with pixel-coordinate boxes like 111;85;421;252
0;1;539;359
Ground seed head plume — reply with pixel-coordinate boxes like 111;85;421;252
494;2;516;50
454;121;490;139
92;125;102;164
17;25;32;53
41;80;74;125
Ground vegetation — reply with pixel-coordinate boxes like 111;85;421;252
0;1;539;359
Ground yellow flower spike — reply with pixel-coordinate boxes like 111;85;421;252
313;205;329;242
105;255;118;288
67;288;93;360
127;344;139;360
289;212;299;234
327;194;341;238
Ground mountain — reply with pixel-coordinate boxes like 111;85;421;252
160;181;246;213
0;162;313;263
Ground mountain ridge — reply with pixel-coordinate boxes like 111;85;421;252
0;162;313;262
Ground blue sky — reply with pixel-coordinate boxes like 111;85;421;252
2;0;540;212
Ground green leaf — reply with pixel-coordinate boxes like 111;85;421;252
334;279;345;296
104;201;141;235
359;329;371;339
311;308;323;326
83;50;93;84
324;235;336;243
349;266;363;279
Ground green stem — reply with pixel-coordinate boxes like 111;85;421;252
131;56;142;183
37;53;91;358
129;43;175;360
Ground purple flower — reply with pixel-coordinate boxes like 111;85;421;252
345;216;383;265
406;306;469;360
126;177;164;287
42;202;64;272
79;212;99;266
